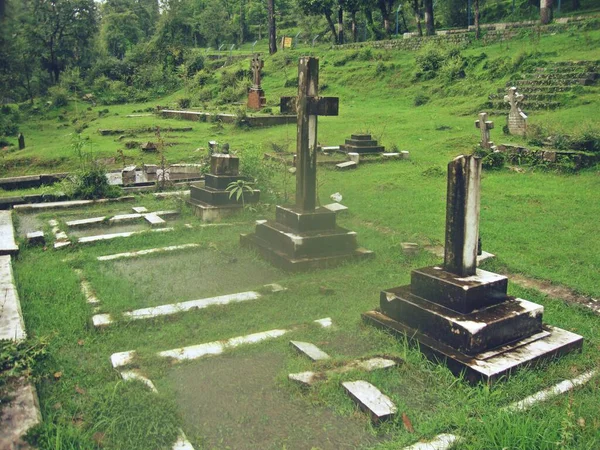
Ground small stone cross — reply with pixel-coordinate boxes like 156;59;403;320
504;86;523;113
475;112;494;149
251;54;264;89
280;57;339;211
443;155;482;277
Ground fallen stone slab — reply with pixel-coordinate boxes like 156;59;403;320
66;217;106;228
336;161;357;170
97;243;201;261
26;231;45;246
13;196;135;211
0;378;42;450
401;242;419;256
0;211;19;255
144;213;166;226
323;202;348;213
290;341;331;361
401;433;461;450
289;357;399;387
342;380;397;423
0;255;26;340
78;227;173;244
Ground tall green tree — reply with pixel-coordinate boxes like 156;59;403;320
298;0;338;43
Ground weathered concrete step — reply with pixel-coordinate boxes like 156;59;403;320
0;255;25;340
489;93;568;101
511;78;595;86
496;86;575;94
290;341;331;361
342;380;397;423
527;72;597;80
0;211;19;255
487;100;561;110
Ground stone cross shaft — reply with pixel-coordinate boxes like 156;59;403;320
287;57;339;211
251;54;264;88
504;87;523;114
475;112;494;149
443;155;482;277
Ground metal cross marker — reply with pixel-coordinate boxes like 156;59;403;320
251;54;264;89
475;112;494;149
280;57;339;211
443;155;482;277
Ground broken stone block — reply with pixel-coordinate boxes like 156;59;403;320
26;231;45;246
342;380;397;423
290;341;330;361
143;164;158;174
401;242;419;256
141;142;157;152
336;161;357;170
348;152;360;164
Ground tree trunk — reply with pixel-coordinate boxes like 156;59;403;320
325;13;338;44
474;0;480;39
351;11;357;42
572;0;580;10
400;10;408;34
378;0;391;34
267;0;277;54
337;5;344;45
540;0;553;25
412;0;422;36
424;0;434;36
239;0;245;44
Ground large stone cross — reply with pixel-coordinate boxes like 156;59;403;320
504;86;523;113
251;54;264;89
443;155;482;277
504;86;528;136
280;57;339;211
475;112;494;149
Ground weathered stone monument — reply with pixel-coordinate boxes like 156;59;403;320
18;133;25;150
504;87;528;136
241;57;373;270
475;112;494;149
340;134;385;154
363;155;583;383
188;153;259;222
247;54;266;110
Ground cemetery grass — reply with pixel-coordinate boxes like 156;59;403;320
12;195;600;449
6;29;600;448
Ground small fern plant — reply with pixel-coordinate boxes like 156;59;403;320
226;180;255;207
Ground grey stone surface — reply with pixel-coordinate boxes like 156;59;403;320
342;380;397;423
290;341;331;361
0;211;19;255
26;231;45;245
0;378;41;450
0;255;25;341
504;87;528;136
336;161;357;170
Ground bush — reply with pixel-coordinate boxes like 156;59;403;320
184;50;205;77
48;86;69;107
474;147;506;170
70;163;122;200
177;97;191;109
414;43;464;81
439;56;466;83
414;93;430;107
0;105;19;136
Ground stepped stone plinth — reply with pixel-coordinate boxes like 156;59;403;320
241;57;373;271
340;134;385;154
188;154;259;222
363;155;583;384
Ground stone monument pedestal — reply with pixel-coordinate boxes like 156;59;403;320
241;205;373;271
363;155;582;384
247;88;266;110
340;134;385;154
188;154;259;222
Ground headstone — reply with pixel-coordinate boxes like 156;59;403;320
187;153;259;221
141;142;157;152
401;242;419;256
241;57;373;271
143;164;158;174
208;141;218;155
247;54;266;110
26;231;45;246
340;134;385;154
347;152;360;164
18;133;25;150
504;87;528;136
475;112;494;149
363;154;583;383
122;165;137;185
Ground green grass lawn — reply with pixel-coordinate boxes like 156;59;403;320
6;27;600;449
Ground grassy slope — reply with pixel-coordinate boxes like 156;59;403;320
8;28;600;449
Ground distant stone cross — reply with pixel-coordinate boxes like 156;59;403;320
475;112;494;149
251;54;264;88
504;86;528;136
280;57;339;211
443;155;482;277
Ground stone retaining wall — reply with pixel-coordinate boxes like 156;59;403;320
334;16;600;52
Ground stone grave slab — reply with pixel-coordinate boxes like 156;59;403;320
402;433;461;450
342;380;397;423
504;87;528;136
242;57;373;271
363;155;583;383
336;161;357;170
0;255;26;341
290;340;330;361
26;231;45;246
340;134;385;154
0;211;19;255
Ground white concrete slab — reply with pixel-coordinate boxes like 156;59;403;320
323;202;348;212
0;255;26;341
0;210;19;255
132;206;148;213
290;341;331;361
144;213;166;226
13;196;135;211
336;161;357;170
314;317;333;328
172;431;195;450
26;231;45;245
66;217;106;228
0;380;41;449
54;241;72;249
97;243;201;261
109;213;143;223
92;290;263;327
289;357;398;387
342;380;397;422
111;350;136;368
78;227;173;243
505;370;597;412
154;190;190;198
402;434;460;450
120;370;158;392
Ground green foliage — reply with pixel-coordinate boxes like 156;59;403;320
0;105;20;136
473;147;506;170
414;43;464;81
48;86;69;108
421;166;445;177
226;179;255;206
177;97;191;109
413;93;430;106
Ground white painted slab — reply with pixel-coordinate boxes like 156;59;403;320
54;241;72;249
342;380;397;421
0;255;26;341
144;213;166;226
288;371;318;385
154;190;190;198
336;161;357;169
314;317;332;328
132;206;148;213
158;329;289;362
172;431;195;450
323;202;348;212
66;217;106;227
109;213;143;223
13;196;134;211
402;434;460;450
111;350;136;368
0;211;19;255
289;357;398;386
290;341;331;361
120;370;158;392
92;290;262;327
505;370;597;412
78;227;173;243
97;243;201;261
477;251;495;264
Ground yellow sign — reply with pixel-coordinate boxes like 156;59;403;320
282;36;293;49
